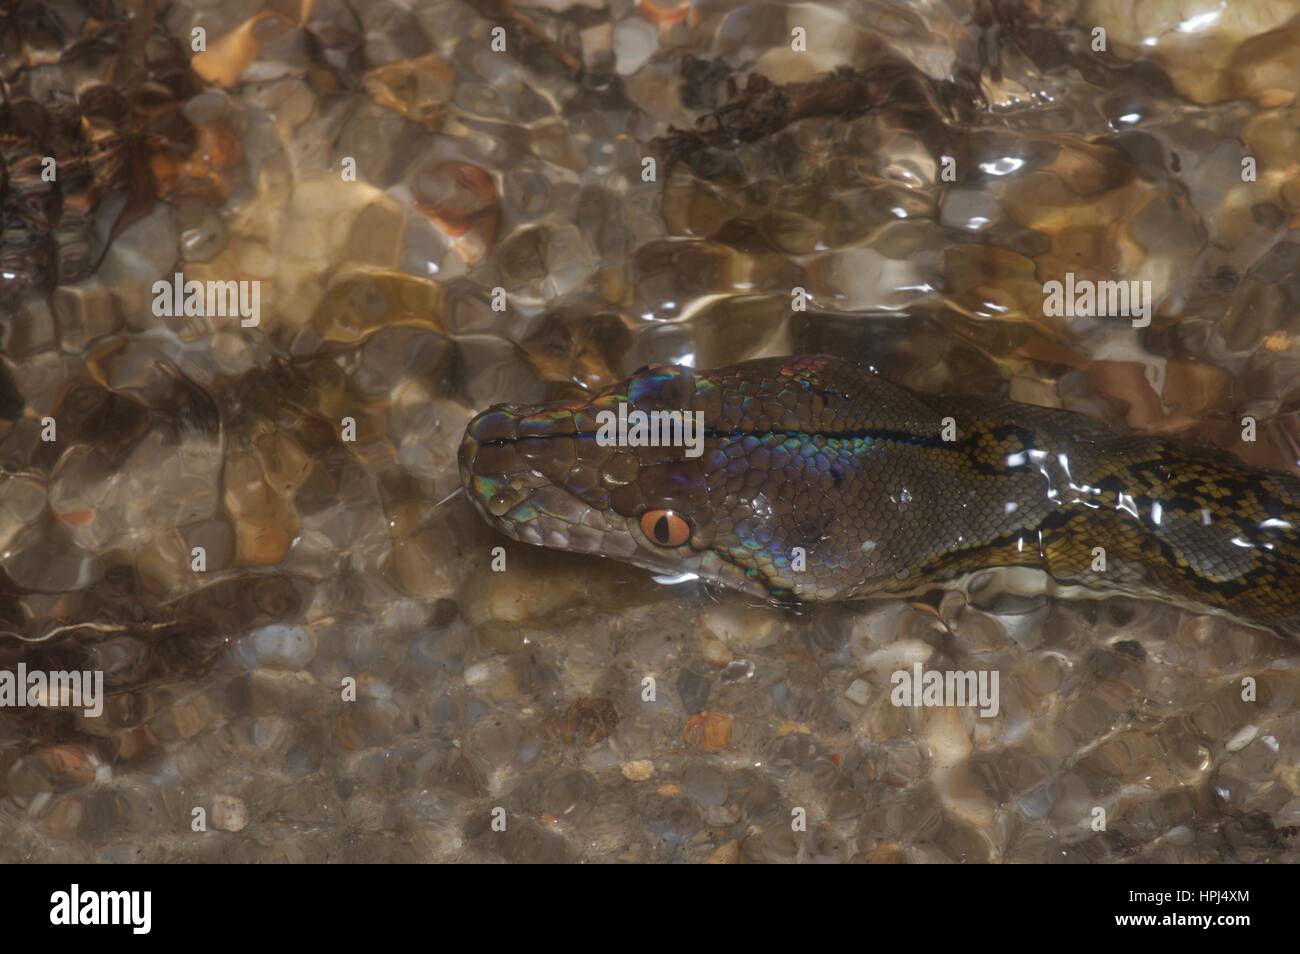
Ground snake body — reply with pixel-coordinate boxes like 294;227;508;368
459;355;1300;638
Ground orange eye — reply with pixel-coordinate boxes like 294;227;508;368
640;509;691;547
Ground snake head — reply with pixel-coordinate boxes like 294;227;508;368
457;364;775;598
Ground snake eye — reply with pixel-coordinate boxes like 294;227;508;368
640;509;691;547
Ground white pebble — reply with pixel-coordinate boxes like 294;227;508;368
845;679;871;706
211;794;248;832
464;661;500;687
235;624;317;670
613;19;657;76
1225;725;1258;752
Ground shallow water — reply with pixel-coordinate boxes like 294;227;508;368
1;0;1299;862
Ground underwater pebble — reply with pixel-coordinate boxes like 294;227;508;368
621;760;655;782
700;637;732;667
676;669;711;714
719;659;755;682
845;679;872;706
560;698;619;747
683;711;733;751
1278;798;1300;827
475;567;586;624
613;18;657;76
211;794;248;833
235;624;318;671
464;661;501;687
681;764;727;807
707;841;740;864
698;602;778;650
1226;725;1259;753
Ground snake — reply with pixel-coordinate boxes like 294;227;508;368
459;355;1300;639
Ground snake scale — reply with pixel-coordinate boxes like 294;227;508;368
459;355;1300;638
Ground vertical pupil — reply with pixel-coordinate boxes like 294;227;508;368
654;515;671;543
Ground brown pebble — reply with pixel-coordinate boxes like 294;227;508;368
560;697;619;747
38;745;95;786
707;840;740;864
683;710;733;751
116;726;159;762
865;842;905;864
700;637;733;667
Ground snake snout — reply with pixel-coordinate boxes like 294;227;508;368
459;405;532;519
458;402;635;557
